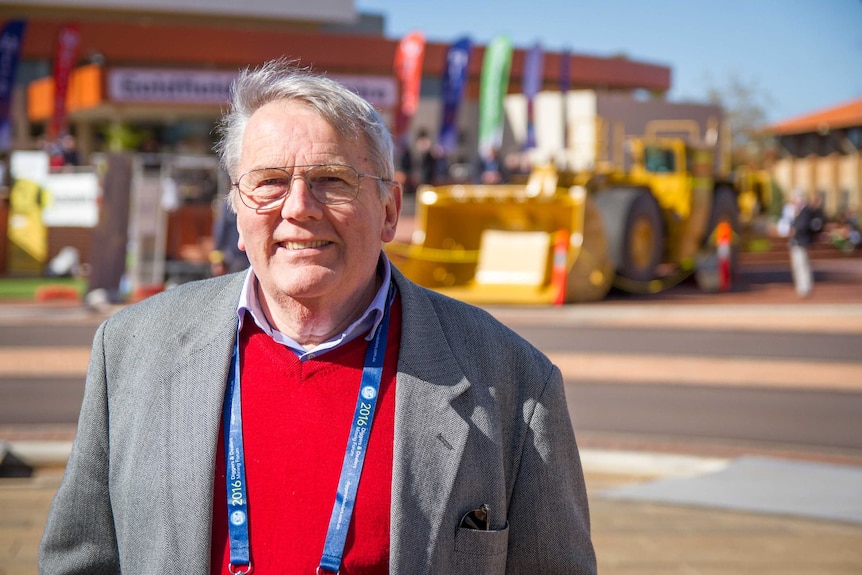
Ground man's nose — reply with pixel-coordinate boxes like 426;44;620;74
279;176;322;218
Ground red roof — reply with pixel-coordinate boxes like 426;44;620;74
768;96;862;135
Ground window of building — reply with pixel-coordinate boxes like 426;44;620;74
785;135;798;156
800;133;818;157
839;189;850;214
819;131;842;156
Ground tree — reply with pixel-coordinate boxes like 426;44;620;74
705;73;775;169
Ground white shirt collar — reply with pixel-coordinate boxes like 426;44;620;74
236;253;392;360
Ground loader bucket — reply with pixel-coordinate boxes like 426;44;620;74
385;182;615;304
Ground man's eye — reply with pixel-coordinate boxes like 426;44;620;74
256;177;289;188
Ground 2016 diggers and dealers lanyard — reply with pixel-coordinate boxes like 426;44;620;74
223;285;396;574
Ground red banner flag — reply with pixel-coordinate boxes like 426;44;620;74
49;23;81;140
393;31;425;144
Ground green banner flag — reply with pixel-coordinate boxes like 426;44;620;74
478;35;513;159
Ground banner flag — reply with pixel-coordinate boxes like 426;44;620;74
49;22;81;140
478;35;513;159
393;30;425;146
438;37;471;155
522;42;544;150
559;48;572;93
560;49;571;149
0;19;27;152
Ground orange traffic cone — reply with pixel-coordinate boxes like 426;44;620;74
552;229;569;305
716;221;732;292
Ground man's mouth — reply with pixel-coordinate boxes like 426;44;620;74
281;240;330;250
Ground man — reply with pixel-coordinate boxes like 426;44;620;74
789;191;824;297
40;59;596;574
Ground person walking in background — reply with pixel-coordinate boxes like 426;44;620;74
39;58;596;575
210;197;250;276
476;147;507;184
789;191;825;297
414;128;442;187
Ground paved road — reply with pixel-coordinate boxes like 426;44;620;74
569;383;862;460
2;298;861;468
513;324;861;361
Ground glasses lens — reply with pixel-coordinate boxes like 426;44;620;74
306;165;360;205
239;168;291;210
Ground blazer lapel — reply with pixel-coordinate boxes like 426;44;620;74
390;274;472;574
158;274;244;570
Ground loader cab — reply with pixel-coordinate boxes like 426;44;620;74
629;138;692;219
643;144;677;173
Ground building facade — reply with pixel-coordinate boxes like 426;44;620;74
1;0;676;280
3;0;672;163
768;97;862;219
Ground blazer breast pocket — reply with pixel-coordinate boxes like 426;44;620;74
453;521;509;573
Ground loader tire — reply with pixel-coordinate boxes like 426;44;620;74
594;187;665;283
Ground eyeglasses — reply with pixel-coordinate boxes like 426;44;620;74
233;164;392;211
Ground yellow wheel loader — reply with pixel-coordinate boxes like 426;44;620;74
386;123;744;304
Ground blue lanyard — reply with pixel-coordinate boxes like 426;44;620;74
224;339;252;574
223;285;396;575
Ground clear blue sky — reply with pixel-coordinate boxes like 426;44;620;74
354;0;862;124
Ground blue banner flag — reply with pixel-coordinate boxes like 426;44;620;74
522;43;544;150
559;48;571;93
438;37;471;155
523;43;544;99
0;20;26;152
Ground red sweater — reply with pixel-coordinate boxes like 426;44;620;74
211;299;401;574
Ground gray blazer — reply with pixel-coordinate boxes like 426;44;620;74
39;267;596;574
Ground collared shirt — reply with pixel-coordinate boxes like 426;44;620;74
236;253;393;361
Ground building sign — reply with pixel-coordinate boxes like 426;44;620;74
7;151;49;273
330;74;397;109
42;172;100;228
107;68;397;109
8;151;99;229
108;68;236;104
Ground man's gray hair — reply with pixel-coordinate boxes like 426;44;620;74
215;58;396;206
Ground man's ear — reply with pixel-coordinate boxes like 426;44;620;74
381;181;402;243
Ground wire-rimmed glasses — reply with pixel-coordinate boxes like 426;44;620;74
233;164;391;211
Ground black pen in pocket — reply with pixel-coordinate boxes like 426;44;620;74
460;503;491;530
